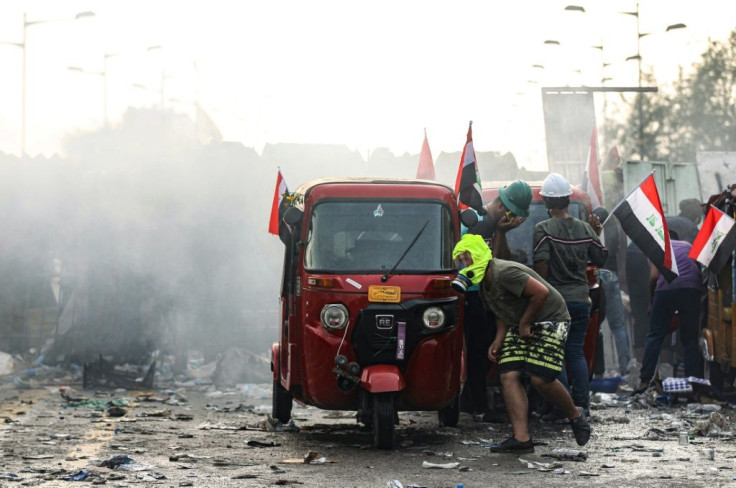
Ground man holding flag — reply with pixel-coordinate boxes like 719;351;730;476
608;172;702;391
688;205;736;273
637;229;703;393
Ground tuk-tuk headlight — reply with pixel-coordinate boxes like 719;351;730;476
422;306;445;329
321;304;349;331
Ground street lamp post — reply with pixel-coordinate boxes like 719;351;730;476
1;11;96;155
145;45;168;110
68;66;106;126
20;11;96;155
68;52;117;128
622;2;686;161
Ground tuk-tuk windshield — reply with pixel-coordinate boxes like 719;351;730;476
304;200;453;273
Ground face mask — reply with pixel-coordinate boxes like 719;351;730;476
451;234;492;293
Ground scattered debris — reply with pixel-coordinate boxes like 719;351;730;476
421;461;460;469
247;440;281;448
542;449;587;462
83;355;156;389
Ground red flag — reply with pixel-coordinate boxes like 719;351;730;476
688;205;736;272
416;129;435;180
453;121;483;212
583;127;603;209
268;169;290;235
612;173;678;282
602;145;621;171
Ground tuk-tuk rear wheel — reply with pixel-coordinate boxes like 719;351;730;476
438;392;460;427
372;393;395;450
272;380;293;424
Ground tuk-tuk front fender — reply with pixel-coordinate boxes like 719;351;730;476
271;342;280;381
360;365;406;393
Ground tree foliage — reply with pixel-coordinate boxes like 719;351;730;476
609;29;736;162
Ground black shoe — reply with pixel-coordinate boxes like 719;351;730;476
570;407;591;446
488;437;534;454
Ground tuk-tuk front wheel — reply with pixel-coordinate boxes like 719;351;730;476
372;393;396;450
272;380;293;424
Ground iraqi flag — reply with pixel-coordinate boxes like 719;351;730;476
268;168;290;236
583;127;603;209
688;206;736;273
612;173;679;282
416;129;435;180
453;121;484;213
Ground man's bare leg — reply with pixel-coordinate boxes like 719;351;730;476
530;376;581;420
500;371;530;441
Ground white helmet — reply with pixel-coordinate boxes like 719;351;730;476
540;173;572;197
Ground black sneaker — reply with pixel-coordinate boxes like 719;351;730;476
570;407;591;446
488;437;534;454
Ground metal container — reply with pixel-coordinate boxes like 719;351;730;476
679;431;689;445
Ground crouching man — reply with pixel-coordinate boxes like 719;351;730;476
452;234;591;453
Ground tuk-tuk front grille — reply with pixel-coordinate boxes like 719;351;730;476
351;297;457;367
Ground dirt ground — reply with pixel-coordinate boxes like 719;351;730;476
1;380;735;488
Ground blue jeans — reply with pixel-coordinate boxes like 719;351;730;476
557;302;591;409
599;269;630;373
640;288;702;383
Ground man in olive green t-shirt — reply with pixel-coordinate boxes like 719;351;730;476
453;234;591;454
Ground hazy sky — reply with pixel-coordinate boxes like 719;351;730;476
1;0;735;170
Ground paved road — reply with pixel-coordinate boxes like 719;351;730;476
0;381;734;487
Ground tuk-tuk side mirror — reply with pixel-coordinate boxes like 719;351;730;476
460;209;478;228
283;206;303;226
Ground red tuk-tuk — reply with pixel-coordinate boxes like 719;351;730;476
481;182;602;375
271;178;465;449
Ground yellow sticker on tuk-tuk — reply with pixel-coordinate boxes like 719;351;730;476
368;285;401;303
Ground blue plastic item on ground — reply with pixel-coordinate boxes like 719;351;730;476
589;376;623;393
68;470;89;481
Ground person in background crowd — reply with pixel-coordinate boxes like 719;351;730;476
593;207;631;375
462;180;532;421
626;241;651;362
452;234;591;453
533;173;608;418
665;198;704;244
637;231;704;392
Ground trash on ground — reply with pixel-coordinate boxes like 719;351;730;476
690;412;732;437
519;458;563;471
247;440;281;448
280;451;329;464
83;355;156;389
67;470;89;481
137;408;171;418
542;448;587;461
421;461;460;469
662;377;710;394
107;406;127;417
255;415;300;432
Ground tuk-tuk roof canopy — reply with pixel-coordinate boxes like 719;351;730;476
291;178;456;211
